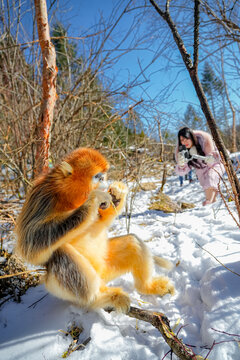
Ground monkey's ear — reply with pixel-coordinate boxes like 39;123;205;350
59;161;73;176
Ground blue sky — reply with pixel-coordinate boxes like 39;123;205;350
48;0;200;119
10;0;239;130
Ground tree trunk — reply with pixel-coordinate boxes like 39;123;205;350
34;0;57;175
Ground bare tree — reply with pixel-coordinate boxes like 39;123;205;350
149;0;240;216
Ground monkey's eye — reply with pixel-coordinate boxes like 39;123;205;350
92;172;106;184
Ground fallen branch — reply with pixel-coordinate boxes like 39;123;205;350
124;306;204;360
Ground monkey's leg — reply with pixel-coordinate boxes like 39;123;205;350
45;244;130;312
103;234;175;296
45;244;100;305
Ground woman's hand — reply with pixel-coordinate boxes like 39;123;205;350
205;155;215;165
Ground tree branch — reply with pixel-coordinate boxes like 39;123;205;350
193;0;200;71
149;0;193;70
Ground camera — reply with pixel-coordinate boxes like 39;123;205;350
179;145;191;160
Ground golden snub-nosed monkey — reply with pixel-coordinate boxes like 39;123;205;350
16;148;174;312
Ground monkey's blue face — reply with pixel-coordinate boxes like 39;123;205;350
92;172;107;189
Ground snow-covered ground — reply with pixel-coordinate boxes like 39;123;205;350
0;162;240;360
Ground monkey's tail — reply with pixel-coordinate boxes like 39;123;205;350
153;256;174;271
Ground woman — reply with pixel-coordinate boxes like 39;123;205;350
175;127;225;205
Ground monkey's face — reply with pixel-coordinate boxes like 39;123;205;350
55;148;109;209
91;171;107;190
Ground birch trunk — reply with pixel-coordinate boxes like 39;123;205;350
34;0;57;175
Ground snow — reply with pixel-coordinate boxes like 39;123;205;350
1;165;240;360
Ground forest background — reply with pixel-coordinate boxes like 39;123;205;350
0;0;240;197
1;2;240;358
1;0;240;199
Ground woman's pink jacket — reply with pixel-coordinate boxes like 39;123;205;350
175;130;225;190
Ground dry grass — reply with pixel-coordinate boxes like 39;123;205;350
149;190;195;213
149;191;181;213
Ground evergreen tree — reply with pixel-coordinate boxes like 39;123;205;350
52;23;77;71
183;104;204;130
51;22;82;89
201;62;224;122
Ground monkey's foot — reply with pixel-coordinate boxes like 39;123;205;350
138;277;175;296
109;288;130;313
108;181;128;208
91;287;130;313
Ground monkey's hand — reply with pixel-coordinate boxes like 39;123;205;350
89;189;112;210
97;182;128;224
108;181;128;208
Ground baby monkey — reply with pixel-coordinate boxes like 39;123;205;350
16;148;174;312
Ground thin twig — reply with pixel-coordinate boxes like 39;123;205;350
196;242;240;277
211;328;240;338
0;268;46;279
0;33;104;51
28;293;48;309
92;99;144;146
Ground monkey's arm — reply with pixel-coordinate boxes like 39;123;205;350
98;181;128;227
16;189;111;265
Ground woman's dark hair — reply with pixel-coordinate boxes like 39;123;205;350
177;127;206;169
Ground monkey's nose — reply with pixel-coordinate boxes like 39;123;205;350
98;181;108;191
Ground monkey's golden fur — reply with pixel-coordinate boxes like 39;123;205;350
16;148;174;312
